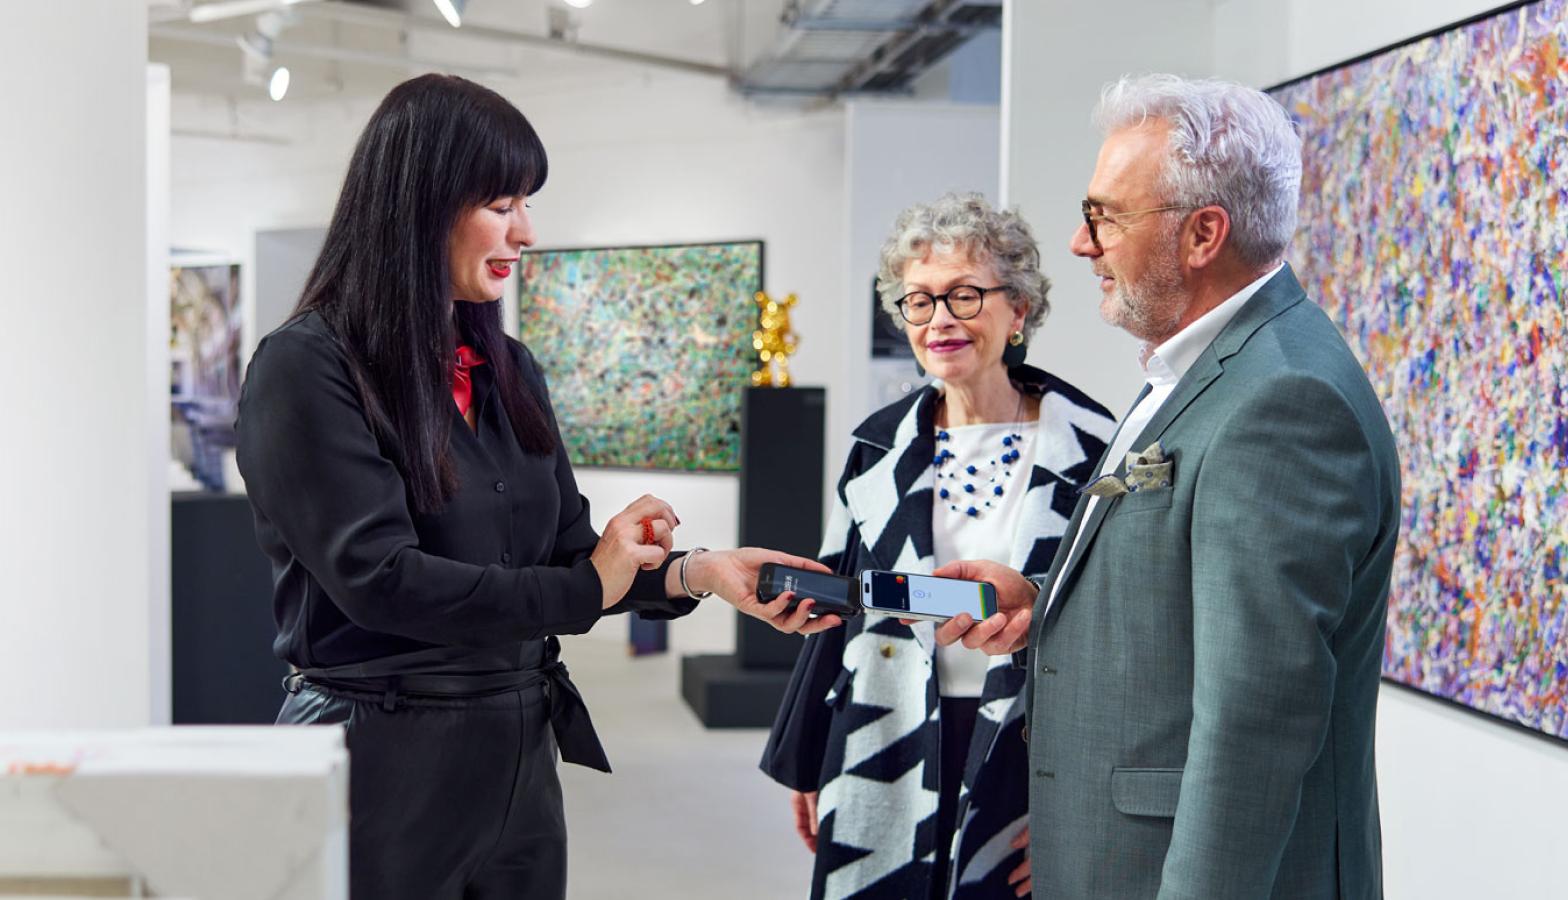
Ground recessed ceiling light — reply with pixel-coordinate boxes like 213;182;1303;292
268;66;291;101
563;0;593;8
690;0;706;5
432;0;465;27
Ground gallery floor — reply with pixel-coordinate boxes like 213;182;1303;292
557;635;812;900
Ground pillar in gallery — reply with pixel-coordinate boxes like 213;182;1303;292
680;386;825;727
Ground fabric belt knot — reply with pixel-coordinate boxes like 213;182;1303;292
539;635;612;773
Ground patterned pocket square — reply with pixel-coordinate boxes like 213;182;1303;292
1077;441;1173;498
1126;440;1166;468
1080;473;1129;498
1124;460;1173;493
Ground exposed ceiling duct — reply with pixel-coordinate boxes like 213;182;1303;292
737;0;1001;99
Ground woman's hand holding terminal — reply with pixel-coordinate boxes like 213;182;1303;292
677;547;845;635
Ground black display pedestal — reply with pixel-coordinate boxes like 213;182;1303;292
681;386;826;727
172;492;288;724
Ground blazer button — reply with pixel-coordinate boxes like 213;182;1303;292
501;552;512;564
880;644;895;658
1039;662;1055;675
494;481;506;493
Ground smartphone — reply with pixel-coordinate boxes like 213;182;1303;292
860;570;998;622
756;563;862;618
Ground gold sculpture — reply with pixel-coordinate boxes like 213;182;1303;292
751;291;798;387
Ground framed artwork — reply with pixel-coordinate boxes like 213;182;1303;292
169;259;242;492
1270;0;1567;740
516;241;762;471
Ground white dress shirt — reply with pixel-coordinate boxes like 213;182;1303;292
1046;264;1283;610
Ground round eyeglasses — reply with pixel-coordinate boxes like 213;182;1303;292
895;285;1009;325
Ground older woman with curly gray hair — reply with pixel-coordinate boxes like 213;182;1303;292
762;193;1118;900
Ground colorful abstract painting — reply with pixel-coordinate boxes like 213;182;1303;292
1272;0;1568;739
516;242;761;471
170;261;242;492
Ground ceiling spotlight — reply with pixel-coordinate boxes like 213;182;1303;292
432;0;466;27
562;0;593;8
237;29;275;86
268;66;291;101
238;10;299;95
690;0;706;4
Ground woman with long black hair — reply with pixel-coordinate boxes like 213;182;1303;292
236;73;838;899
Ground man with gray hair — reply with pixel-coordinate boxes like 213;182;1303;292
934;74;1400;897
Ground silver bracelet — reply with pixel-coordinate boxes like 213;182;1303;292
679;547;712;600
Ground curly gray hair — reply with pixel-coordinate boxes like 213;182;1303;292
1094;74;1302;269
875;193;1050;341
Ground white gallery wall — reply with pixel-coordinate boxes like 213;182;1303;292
844;100;1001;418
0;3;156;726
1004;1;1566;897
146;65;173;726
1001;0;1215;411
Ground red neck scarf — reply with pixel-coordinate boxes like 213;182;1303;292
453;345;486;416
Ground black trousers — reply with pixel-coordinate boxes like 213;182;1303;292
932;696;981;900
278;682;565;899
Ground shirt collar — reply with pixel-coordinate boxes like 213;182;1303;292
1144;263;1283;384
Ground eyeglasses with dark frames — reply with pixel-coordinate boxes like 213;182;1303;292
1080;199;1196;249
894;285;1010;325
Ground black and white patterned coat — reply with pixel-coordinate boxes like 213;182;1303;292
761;365;1115;900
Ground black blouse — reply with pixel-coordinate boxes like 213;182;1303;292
236;311;695;680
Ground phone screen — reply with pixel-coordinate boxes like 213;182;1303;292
865;571;997;620
769;568;856;608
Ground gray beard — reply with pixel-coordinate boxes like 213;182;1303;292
1102;230;1185;344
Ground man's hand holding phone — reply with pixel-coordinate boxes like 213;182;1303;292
927;560;1037;655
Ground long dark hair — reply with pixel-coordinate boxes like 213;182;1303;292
295;74;555;514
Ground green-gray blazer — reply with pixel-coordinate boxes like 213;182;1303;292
1025;266;1400;899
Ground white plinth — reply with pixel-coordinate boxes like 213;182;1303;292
0;727;347;900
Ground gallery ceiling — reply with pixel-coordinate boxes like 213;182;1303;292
147;0;1000;105
149;0;741;104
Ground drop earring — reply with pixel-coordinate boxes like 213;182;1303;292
1001;330;1027;367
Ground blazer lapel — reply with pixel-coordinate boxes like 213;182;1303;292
1033;386;1147;622
1033;482;1092;630
840;388;939;653
841;390;936;565
1039;448;1143;620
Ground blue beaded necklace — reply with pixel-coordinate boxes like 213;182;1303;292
932;391;1028;518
